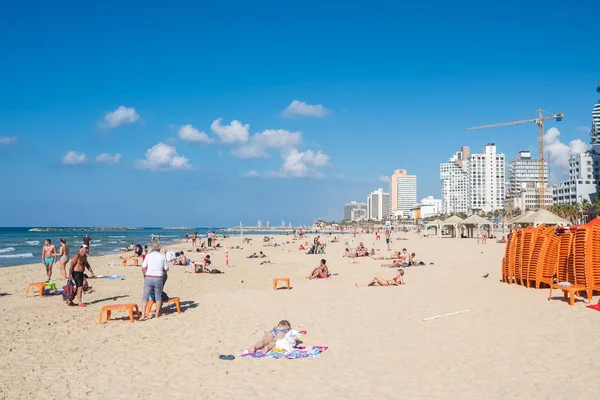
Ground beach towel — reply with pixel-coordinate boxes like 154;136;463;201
44;288;64;296
241;346;327;359
586;303;600;312
93;275;125;280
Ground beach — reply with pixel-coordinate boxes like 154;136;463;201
1;232;599;399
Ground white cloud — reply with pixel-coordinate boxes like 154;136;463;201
178;124;213;144
378;175;389;182
104;106;140;128
210;118;249;144
544;127;589;180
0;136;16;145
136;143;191;171
62;151;86;165
283;100;329;118
96;153;121;164
244;170;260;178
267;149;330;178
231;129;302;159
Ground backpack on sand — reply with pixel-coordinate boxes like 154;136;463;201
62;280;75;302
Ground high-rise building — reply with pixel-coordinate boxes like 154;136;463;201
554;83;600;205
343;201;367;221
591;82;600;146
552;152;597;205
367;188;391;221
590;82;600;193
467;143;505;212
507;150;549;198
389;169;417;218
440;146;470;214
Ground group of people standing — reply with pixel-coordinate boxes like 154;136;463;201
41;233;95;307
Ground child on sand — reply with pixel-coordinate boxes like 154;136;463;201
248;320;292;354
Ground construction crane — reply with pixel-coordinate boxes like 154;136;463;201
466;109;564;212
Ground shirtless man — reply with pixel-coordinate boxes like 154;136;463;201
41;239;57;281
192;231;198;247
69;245;95;307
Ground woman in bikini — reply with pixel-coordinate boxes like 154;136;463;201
306;259;329;279
248;320;292;354
356;269;404;287
55;238;70;280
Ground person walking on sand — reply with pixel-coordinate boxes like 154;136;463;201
140;243;169;320
185;231;189;243
192;231;198;247
41;239;57;281
55;238;70;280
385;230;391;251
207;231;212;248
68;245;95;307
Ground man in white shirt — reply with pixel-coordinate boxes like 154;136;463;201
140;243;169;320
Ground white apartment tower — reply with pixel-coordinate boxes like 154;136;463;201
367;188;391;221
508;151;549;195
467;143;505;213
440;146;470;214
389;169;417;218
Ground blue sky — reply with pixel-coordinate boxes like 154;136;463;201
1;0;599;227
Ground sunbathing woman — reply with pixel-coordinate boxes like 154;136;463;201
306;259;329;279
381;258;403;268
356;269;404;287
248;320;292;354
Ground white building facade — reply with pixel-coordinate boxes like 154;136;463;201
552;152;597;205
367;188;391;221
440;146;470;214
467;143;505;213
420;196;442;216
389;169;417;218
344;201;367;221
505;187;553;212
508;151;549;196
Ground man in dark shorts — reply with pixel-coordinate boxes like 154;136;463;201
385;230;391;251
82;233;91;253
207;231;212;247
69;245;95;307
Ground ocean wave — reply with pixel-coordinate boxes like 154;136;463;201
109;236;126;238
0;252;34;259
107;240;118;244
90;243;101;247
0;247;16;253
25;240;40;245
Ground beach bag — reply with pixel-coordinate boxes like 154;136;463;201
62;280;75;302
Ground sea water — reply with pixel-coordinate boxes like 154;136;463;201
0;227;215;267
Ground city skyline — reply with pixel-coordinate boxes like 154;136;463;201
0;3;598;226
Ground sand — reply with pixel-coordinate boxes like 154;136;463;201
1;231;599;399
